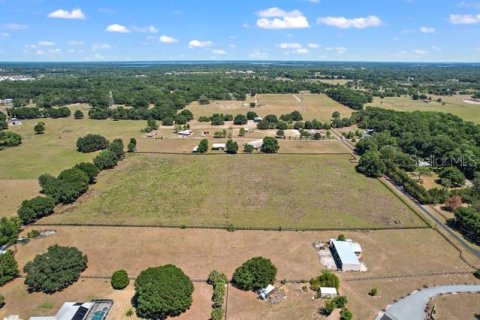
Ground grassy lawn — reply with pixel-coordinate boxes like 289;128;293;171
0;104;145;179
43;153;423;228
368;95;480;123
0;179;40;217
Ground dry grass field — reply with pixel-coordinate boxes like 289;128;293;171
368;94;480;123
4;226;477;319
0;278;212;320
0;179;40;217
343;273;480;320
42;153;423;229
429;292;480;320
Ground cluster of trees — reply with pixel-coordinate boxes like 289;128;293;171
134;265;194;319
0;251;19;287
310;270;340;291
256;113;332;132
0;112;7;130
207;270;228;320
6;106;70;119
326;87;372;110
18;196;56;224
0;217;21;247
0;131;22;149
232;257;277;291
76;134;109;153
93;139;125;170
23;245;88;293
452;207;480;245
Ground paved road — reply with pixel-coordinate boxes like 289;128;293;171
332;129;480;259
375;284;480;320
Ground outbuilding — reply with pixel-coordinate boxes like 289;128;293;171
330;240;362;272
212;143;226;150
319;287;338;298
258;284;275;300
246;139;263;150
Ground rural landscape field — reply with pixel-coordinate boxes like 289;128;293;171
1;1;480;320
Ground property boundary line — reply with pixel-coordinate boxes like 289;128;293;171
33;222;431;232
344;270;474;282
134;151;354;156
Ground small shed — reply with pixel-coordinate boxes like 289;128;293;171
212;143;226;150
178;130;192;136
192;146;199;153
319;287;338;298
253;117;263;122
258;284;275;300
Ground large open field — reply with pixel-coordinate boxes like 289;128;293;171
186;93;351;122
2;226;476;319
368;94;480;123
42;153;423;229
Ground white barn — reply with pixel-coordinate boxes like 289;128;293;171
319;287;338;298
330;240;362;272
246;139;263;150
212;143;226;150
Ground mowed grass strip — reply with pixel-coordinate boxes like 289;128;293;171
44;153;424;228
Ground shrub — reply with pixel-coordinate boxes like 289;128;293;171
261;137;279;154
0;294;4;308
310;270;340;291
94;150;119;170
0;251;19;286
0;217;21;246
197;139;208;153
474;269;480;279
226;139;239;154
340;308;353;320
211;307;224;320
246;111;257;120
0;131;22;148
58;168;89;193
17;196;56;224
244;144;254;153
369;288;378;296
337;234;346;241
34;122;45;134
74;162;100;184
232;257;277;291
23;245;88;293
134;265;194;319
27;229;41;239
234;114;248;125
74;110;84;119
76;134;109;153
108;138;125;159
111;270;130;290
162;117;174;126
208;270;228;286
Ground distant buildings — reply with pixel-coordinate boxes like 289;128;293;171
25;300;113;320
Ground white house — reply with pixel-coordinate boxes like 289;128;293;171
177;130;192;136
258;284;275;300
319;287;338;298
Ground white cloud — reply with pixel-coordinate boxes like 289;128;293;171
257;7;309;29
249;50;268;59
159;35;178;43
307;0;320;3
294;48;309;54
278;42;302;49
38;41;55;46
326;47;347;54
317;15;383;29
212;49;227;55
2;23;28;30
48;8;86;20
92;43;111;51
308;43;320;48
68;41;85;46
458;1;480;9
449;14;480;24
188;40;212;48
105;24;130;33
431;46;442;51
413;49;428;55
132;25;158;33
420;26;436;33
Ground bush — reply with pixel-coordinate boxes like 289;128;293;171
356;151;386;178
368;288;378;296
211;307;224;320
74;110;84;119
94;150;119;170
76;134;109;153
108;138;125;159
18;196;56;224
0;217;21;246
0;294;4;308
474;269;480;279
34;122;45;134
233;114;248;125
162;117;174;126
134;265;194;319
23;245;88;293
246;111;257;120
0;251;19;286
310;270;340;291
111;270;130;290
232;257;277;291
208;270;228;286
74;162;100;184
261;137;279;154
340;308;353;320
0;131;22;149
244;144;254;153
58;168;89;193
226;139;239;154
197;139;208;153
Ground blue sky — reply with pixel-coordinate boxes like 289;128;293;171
0;0;479;62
